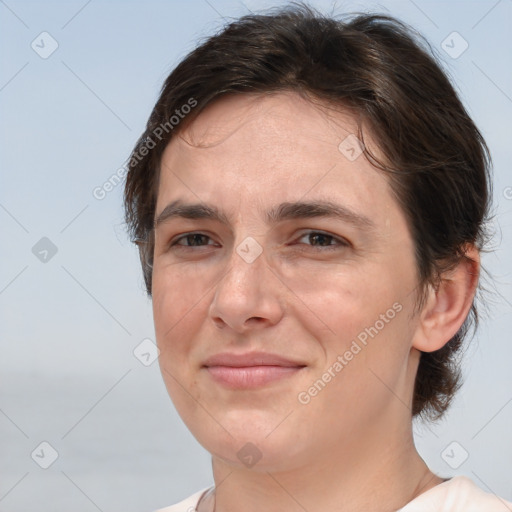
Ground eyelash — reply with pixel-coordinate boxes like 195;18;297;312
169;231;349;252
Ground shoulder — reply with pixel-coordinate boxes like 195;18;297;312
154;487;212;512
399;476;512;512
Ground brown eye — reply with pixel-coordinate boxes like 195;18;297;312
173;233;213;247
296;231;348;249
173;233;210;246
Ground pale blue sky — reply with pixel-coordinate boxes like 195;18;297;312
1;1;511;511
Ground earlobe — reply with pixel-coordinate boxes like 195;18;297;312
412;246;480;353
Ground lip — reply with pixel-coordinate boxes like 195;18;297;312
203;351;306;368
202;351;307;389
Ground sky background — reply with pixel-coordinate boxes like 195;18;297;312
1;0;511;511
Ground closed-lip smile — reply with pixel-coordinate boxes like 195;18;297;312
202;351;307;389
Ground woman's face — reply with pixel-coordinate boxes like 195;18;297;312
151;91;422;471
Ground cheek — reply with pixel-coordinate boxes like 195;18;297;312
152;260;215;320
301;312;413;433
151;266;209;363
286;264;413;388
152;268;210;421
277;262;401;343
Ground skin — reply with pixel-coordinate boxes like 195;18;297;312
151;91;479;512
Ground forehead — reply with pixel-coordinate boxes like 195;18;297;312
174;91;368;160
156;91;397;226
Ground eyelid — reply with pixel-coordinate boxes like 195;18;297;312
167;229;350;251
293;229;350;248
170;231;218;247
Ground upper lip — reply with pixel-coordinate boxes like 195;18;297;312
203;351;306;368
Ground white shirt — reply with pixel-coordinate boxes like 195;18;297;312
155;476;512;512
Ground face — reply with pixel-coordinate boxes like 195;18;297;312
151;91;423;472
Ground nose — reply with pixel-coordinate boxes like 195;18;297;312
209;241;284;333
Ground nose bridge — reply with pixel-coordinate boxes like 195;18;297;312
209;235;282;330
218;235;267;304
222;216;267;284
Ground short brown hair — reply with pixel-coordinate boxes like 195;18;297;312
123;3;491;420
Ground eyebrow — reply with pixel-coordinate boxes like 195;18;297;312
154;199;375;231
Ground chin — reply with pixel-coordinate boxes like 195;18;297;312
186;410;311;472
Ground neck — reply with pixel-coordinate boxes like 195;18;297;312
208;418;442;512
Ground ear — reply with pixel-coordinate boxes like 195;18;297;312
412;245;480;353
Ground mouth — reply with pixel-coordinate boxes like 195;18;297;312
202;352;307;389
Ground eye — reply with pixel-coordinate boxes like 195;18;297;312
294;231;349;250
171;232;216;248
167;230;348;252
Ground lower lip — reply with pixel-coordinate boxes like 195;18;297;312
204;365;304;389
